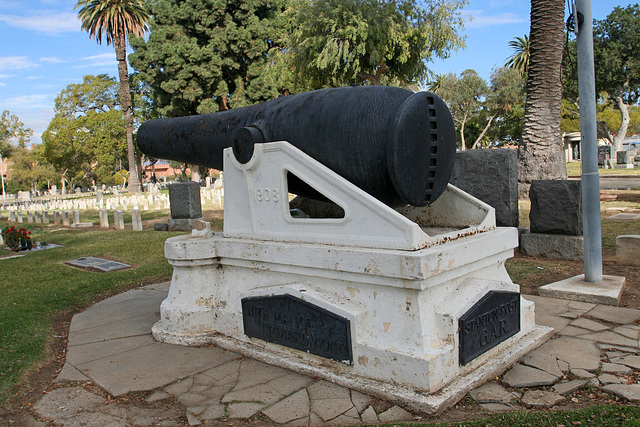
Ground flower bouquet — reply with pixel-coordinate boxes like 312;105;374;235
2;226;32;251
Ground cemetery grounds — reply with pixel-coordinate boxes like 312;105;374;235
0;187;640;426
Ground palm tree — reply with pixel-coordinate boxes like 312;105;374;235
75;0;149;193
505;35;530;77
518;0;567;198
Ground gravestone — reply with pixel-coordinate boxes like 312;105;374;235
616;235;640;267
449;148;519;227
168;182;203;231
9;211;16;222
61;211;71;226
34;212;41;223
598;145;613;168
72;210;80;224
42;211;49;224
99;209;109;228
27;212;33;223
617;150;635;166
53;211;61;225
520;180;583;260
17;212;23;223
66;256;131;272
131;209;143;231
529;180;582;235
113;210;125;230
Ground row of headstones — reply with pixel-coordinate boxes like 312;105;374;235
7;194;172;213
7;209;145;231
6;188;223;215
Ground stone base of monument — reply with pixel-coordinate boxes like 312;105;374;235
167;218;204;231
152;142;552;413
519;232;584;261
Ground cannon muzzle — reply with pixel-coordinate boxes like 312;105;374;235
138;86;456;207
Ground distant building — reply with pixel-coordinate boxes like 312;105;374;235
563;132;581;162
143;163;188;182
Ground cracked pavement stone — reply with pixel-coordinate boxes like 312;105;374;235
521;390;564;408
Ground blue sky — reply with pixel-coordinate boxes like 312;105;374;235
0;0;636;145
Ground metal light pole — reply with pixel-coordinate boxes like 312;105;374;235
575;0;603;282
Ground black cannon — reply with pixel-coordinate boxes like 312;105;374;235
138;86;456;207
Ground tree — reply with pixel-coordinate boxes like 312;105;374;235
130;0;295;117
429;70;487;150
8;146;57;193
429;67;525;149
593;4;640;153
130;0;298;182
472;67;526;148
1;111;32;158
75;0;149;194
518;0;567;198
42;75;128;192
293;0;467;88
505;35;530;77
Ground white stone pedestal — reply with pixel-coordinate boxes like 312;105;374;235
152;142;551;413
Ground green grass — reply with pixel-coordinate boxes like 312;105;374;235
0;222;184;404
371;405;640;426
567;161;640;176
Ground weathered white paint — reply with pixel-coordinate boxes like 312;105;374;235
222;142;494;251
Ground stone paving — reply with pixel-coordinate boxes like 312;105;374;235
30;284;640;426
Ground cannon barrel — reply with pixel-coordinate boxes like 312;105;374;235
137;86;456;207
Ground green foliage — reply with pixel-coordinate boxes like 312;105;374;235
504;34;529;77
594;4;640;107
7;146;57;192
563;4;640;147
41;75;127;190
0;111;33;158
429;69;486;148
293;0;467;88
429;67;524;148
75;0;149;46
130;0;296;117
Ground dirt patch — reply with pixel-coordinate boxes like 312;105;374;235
511;251;640;310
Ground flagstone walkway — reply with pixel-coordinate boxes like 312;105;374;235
30;283;640;426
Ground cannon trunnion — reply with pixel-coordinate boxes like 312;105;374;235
138;86;456;207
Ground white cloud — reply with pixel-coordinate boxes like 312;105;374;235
2;94;51;110
0;73;16;79
27;75;43;80
0;82;5;87
75;53;116;69
40;57;66;64
464;9;527;28
0;56;39;72
0;12;80;35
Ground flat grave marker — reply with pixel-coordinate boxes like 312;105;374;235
606;213;640;221
65;256;132;272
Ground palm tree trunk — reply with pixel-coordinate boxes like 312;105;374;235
518;0;567;198
115;32;142;194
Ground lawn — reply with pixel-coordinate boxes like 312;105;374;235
566;161;640;176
